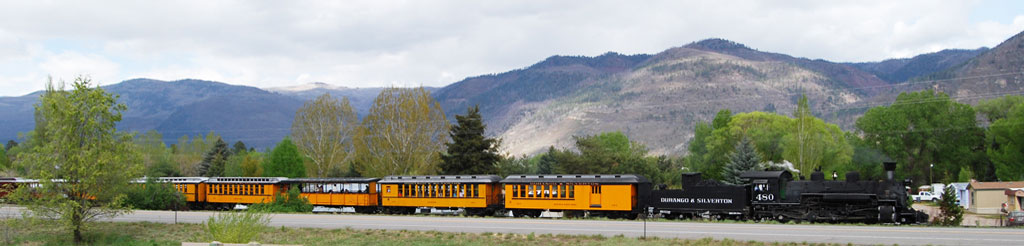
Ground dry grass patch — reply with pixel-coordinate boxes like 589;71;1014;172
1;218;847;246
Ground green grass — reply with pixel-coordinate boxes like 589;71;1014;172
0;218;847;246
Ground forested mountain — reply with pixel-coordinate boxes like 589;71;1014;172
3;30;1021;156
848;48;988;84
0;79;305;148
936;30;1024;105
267;83;437;117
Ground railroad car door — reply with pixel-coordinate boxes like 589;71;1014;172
589;185;602;208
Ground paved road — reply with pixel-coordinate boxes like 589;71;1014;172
2;206;1021;245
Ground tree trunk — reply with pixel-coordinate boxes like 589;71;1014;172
72;208;83;243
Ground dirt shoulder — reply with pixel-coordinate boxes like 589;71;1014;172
912;203;1006;226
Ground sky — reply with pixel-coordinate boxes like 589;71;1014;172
0;0;1022;97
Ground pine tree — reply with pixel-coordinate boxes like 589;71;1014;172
232;141;248;155
440;105;502;175
536;146;558;174
199;138;230;177
722;137;760;185
936;185;964;226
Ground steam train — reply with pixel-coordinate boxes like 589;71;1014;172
0;162;927;224
652;162;927;224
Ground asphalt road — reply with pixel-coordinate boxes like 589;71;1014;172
2;206;1021;245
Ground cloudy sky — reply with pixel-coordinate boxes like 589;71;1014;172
0;0;1022;97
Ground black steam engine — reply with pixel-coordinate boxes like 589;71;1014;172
650;162;927;224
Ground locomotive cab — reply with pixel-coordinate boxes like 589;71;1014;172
741;171;792;204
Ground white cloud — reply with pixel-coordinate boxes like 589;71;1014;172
0;0;1022;96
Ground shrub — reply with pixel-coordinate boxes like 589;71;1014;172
205;210;271;243
125;178;186;210
249;185;313;213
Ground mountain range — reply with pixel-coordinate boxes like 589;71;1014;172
1;30;1021;155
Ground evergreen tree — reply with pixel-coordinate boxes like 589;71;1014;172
722;137;760;185
5;140;16;151
936;185;963;226
199;138;230;177
536;147;558;174
440;105;502;175
263;137;306;178
232;141;248;155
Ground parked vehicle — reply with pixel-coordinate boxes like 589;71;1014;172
1007;211;1024;227
912;191;940;202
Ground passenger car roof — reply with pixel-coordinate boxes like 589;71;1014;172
379;175;502;184
500;174;649;184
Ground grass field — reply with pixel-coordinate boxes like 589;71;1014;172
0;218;846;246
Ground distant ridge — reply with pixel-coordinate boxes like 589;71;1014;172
2;31;1018;156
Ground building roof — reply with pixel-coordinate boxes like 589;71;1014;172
949;182;969;189
1005;189;1024;197
500;174;649;184
968;180;1024;190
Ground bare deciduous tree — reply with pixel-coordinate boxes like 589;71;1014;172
355;87;449;176
291;93;358;177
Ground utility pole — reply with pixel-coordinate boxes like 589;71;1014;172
930;163;934;184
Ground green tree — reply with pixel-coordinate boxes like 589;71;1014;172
935;185;963;226
0;144;9;169
12;77;142;243
783;97;852;178
263;137;306;178
704;112;791;180
555;132;662;184
232;141;247;155
354;87;448;176
125;178;186;210
685;121;712;174
976;95;1024;123
440;105;502;175
712;109;732;130
957;166;975;182
495;155;535;177
291;93;359;178
855;90;982;187
198;138;230;177
536;147;558;174
722;137;760;185
987;103;1024;181
135;130;176;177
240;152;264;177
224;152;245;177
4;140;16;151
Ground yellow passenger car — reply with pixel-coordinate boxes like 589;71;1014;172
379;175;502;215
282;178;381;213
159;177;208;203
205;177;286;208
501;174;651;218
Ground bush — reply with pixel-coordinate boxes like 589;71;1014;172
125;178;186;210
249;185;313;213
205;210;271;243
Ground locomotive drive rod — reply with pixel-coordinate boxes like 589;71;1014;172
1;206;1020;246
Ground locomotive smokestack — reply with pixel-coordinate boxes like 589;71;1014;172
884;161;896;181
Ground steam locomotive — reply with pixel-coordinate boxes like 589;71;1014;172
651;162;927;224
